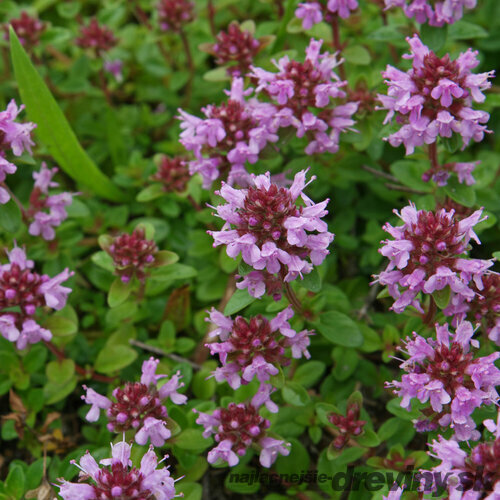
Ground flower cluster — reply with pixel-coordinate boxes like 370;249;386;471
178;77;278;188
328;402;366;449
82;358;186;447
0;100;36;204
58;440;179;500
211;22;261;76
76;18;117;54
208;170;334;295
104;227;159;283
26;163;74;240
206;306;312;389
250;38;358;155
384;0;477;27
151;155;190;193
0;246;73;349
4;11;46;47
194;395;290;468
378;35;494;155
296;0;359;29
157;0;195;32
424;412;500;498
374;202;487;314
445;271;500;346
387;322;500;441
422;160;479;187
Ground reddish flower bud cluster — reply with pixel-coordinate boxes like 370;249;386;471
213;23;261;76
76;18;117;54
5;11;46;47
151;156;190;193
107;228;158;283
157;0;195;32
328;403;366;449
106;382;167;433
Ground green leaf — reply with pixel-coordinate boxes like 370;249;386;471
91;251;115;272
292;361;326;388
224;289;256;316
328;445;367;464
46;359;75;384
203;67;230;82
224;465;261;494
43;375;77;404
153;250;179;267
343;45;371;65
149;263;198;282
443;176;476;207
282;381;311;406
95;345;138;374
355;428;381;448
420;23;447;52
0;199;22;234
433;286;451;310
315;311;363;347
5;464;25;499
176;482;202;500
174;429;212;452
136;184;164;202
449;21;488;40
301;267;322;292
108;278;133;308
9;28;126;202
43;315;77;337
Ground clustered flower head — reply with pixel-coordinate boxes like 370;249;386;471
328;402;366;449
194;392;290;468
236;269;284;301
445;271;500;346
387;321;500;441
0;246;73;349
0;99;36;204
208;169;334;295
424;411;500;498
58;440;179;499
5;11;46;47
378;35;494;155
157;0;195;32
384;0;477;27
26;163;74;240
211;22;261;76
76;18;117;54
206;306;312;389
151;155;190;193
422;160;479;187
105;227;159;283
250;38;358;155
178;77;278;188
374;202;488;313
82;358;187;447
296;0;359;29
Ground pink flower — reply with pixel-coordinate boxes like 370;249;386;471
58;440;178;499
378;35;494;154
374;202;487;313
209;169;333;289
384;0;477;26
296;3;323;29
387;322;500;441
81;357;186;447
259;437;290;467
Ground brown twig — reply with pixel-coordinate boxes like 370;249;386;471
207;0;217;37
129;339;201;370
330;15;346;81
384;183;428;195
362;164;398;183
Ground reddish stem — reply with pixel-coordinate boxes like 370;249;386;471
428;142;439;171
422;296;437;326
207;0;217;37
330;15;346;81
179;28;194;107
44;341;117;384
